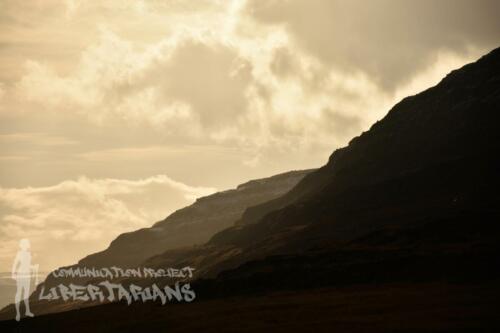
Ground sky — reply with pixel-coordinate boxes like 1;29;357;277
0;0;499;274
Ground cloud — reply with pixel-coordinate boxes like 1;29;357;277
0;132;78;146
76;145;245;162
145;39;254;129
245;0;500;91
10;15;485;172
2;0;497;189
0;0;497;281
12;27;370;153
0;175;216;273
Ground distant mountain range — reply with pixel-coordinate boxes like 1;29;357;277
1;47;499;330
0;169;312;318
78;169;313;269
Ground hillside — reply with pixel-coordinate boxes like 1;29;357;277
1;46;499;330
145;46;500;284
78;169;312;268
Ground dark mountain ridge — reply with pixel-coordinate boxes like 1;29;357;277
78;169;312;268
0;169;312;319
145;46;500;283
1;47;499;330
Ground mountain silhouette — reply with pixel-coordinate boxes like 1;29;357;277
1;47;500;331
77;169;312;269
141;47;500;287
0;169;312;319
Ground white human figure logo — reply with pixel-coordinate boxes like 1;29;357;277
11;238;38;321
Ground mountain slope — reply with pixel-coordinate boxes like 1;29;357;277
145;46;500;282
76;169;313;268
2;47;499;326
0;170;312;320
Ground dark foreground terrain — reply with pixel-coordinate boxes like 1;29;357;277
1;282;499;332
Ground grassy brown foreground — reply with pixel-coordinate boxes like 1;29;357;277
0;282;499;332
